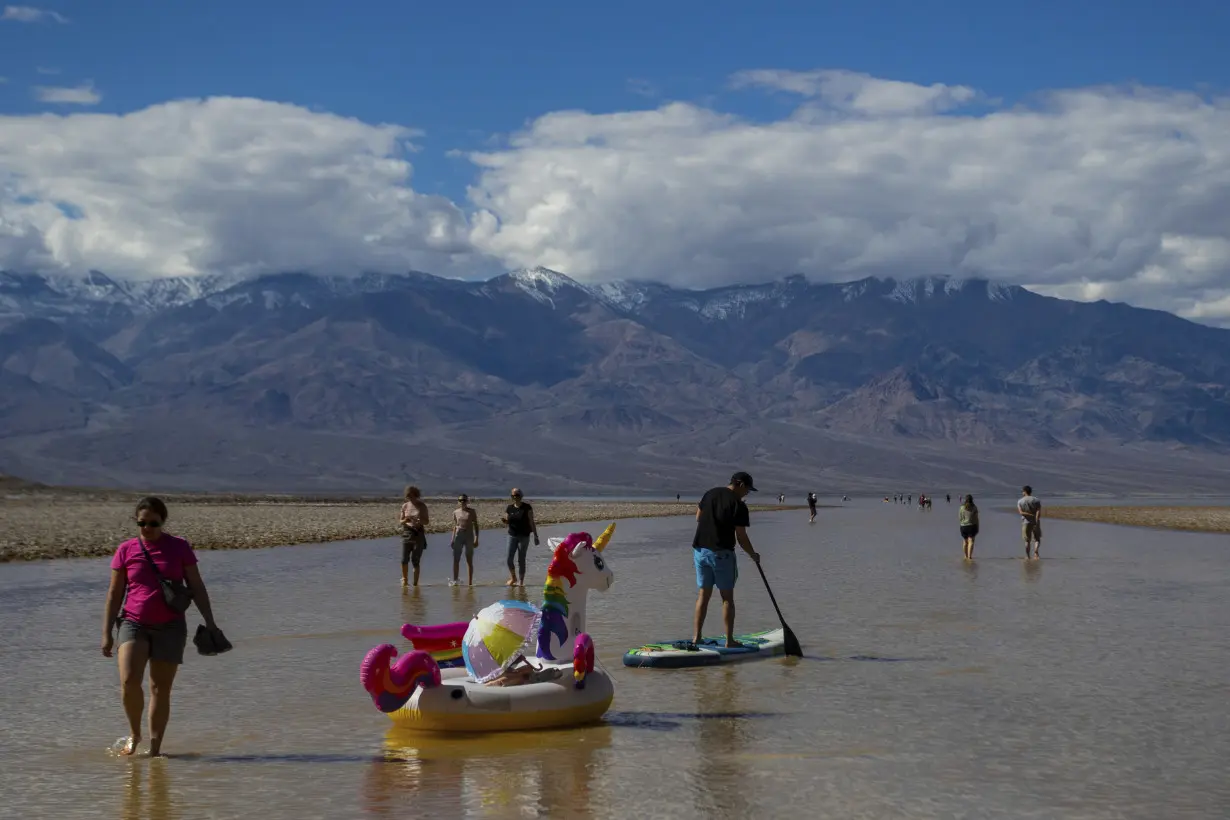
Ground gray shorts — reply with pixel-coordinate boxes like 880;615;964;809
452;533;476;560
117;618;188;665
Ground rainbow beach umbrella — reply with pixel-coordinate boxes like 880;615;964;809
462;600;543;683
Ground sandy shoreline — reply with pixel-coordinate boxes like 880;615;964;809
0;495;799;563
1041;505;1230;533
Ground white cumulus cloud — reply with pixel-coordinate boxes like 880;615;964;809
0;97;476;278
730;68;982;115
1;5;67;23
467;74;1230;322
1;70;1230;324
32;82;101;105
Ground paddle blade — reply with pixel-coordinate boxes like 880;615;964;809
783;626;803;658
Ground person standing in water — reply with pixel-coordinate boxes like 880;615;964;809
691;471;761;649
958;495;980;559
450;494;479;586
502;488;539;586
1018;485;1043;559
101;496;225;757
399;485;429;587
807;492;818;522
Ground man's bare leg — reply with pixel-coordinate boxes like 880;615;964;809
720;589;743;648
692;587;713;643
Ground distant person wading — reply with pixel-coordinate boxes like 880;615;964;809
502;488;539;586
959;495;980;560
101;497;226;757
1018;485;1043;559
450;494;479;587
399;485;429;587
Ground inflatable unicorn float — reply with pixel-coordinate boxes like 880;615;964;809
360;523;617;732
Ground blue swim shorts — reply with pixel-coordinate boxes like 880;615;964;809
693;547;738;591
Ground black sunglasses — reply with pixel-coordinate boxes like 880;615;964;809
137;520;163;528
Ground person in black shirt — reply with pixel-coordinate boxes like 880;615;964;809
807;492;817;522
501;487;539;586
691;471;761;648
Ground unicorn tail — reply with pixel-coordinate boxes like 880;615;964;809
573;632;596;690
400;621;469;668
360;645;442;713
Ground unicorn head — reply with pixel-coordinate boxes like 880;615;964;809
536;523;615;661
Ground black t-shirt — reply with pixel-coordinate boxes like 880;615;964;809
506;503;534;536
693;486;750;551
807;494;817;507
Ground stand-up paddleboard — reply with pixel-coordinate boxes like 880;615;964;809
622;628;786;668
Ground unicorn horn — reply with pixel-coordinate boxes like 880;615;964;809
593;522;616;552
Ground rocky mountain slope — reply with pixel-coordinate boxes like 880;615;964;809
2;266;1230;494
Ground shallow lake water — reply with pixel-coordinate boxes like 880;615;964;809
1;498;1228;819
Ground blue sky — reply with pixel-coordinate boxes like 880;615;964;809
4;0;1229;200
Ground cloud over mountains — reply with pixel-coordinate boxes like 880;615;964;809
2;70;1229;322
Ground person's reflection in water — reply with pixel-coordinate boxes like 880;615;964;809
962;558;979;581
122;758;179;820
1023;558;1042;583
690;667;752;820
400;586;429;628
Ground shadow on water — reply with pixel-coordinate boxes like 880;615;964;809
168;752;386;764
798;654;943;663
605;710;778;731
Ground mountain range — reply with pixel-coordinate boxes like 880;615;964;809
3;266;1230;495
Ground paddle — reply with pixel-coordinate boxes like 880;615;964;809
753;560;803;657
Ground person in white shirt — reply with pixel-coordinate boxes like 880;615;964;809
1017;485;1043;559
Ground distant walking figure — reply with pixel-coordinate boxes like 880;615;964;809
807;492;817;522
399;485;429;587
959;495;980;559
1018;485;1043;559
501;488;539;586
450;494;479;586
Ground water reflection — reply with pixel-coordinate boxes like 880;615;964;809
121;758;178;820
399;587;429;626
690;669;752;819
962;559;978;581
1023;558;1042;583
365;725;612;818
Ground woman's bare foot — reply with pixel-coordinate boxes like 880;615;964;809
506;578;517;586
725;639;745;649
117;735;141;756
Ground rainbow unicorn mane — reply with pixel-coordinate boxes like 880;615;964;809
537;532;594;661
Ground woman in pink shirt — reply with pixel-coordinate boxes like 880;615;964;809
100;496;224;757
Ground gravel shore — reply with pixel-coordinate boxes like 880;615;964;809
1042;505;1230;533
0;494;795;562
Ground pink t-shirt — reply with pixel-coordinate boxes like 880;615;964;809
110;535;198;625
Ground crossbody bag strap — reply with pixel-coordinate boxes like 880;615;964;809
137;537;170;584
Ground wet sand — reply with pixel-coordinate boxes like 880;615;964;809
0;492;796;562
1040;505;1230;533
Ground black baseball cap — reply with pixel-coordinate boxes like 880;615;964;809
730;471;758;491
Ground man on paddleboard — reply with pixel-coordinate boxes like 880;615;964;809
691;471;761;648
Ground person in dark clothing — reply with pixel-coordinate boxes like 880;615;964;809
501;488;539;586
807;492;817;522
691;471;761;648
